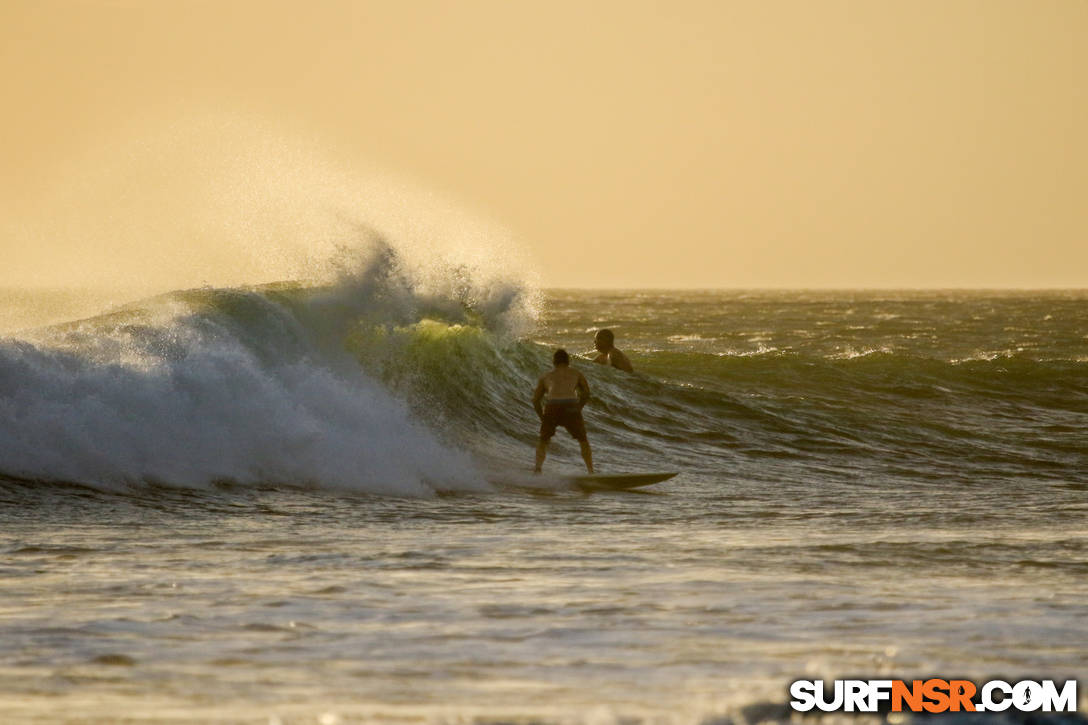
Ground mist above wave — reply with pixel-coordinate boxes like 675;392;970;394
0;114;542;492
0;242;530;494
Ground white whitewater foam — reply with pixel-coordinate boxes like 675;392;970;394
0;247;519;495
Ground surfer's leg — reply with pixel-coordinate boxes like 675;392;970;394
579;439;593;474
537;403;564;472
535;440;548;473
562;407;592;473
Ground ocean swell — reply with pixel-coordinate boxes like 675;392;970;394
0;240;534;494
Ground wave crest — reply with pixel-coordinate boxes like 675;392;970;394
0;237;537;494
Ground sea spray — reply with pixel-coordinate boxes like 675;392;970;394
0;237;537;494
0;114;542;491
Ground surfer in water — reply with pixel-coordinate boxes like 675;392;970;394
592;329;634;373
532;349;593;474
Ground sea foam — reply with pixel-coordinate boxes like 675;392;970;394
0;238;536;495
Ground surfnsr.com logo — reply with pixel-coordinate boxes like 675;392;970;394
789;679;1078;713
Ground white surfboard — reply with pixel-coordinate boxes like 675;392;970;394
565;471;678;491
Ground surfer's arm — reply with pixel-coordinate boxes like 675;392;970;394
532;377;546;419
576;373;590;408
610;350;634;373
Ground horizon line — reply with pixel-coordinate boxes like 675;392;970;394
543;285;1088;292
1;283;1086;294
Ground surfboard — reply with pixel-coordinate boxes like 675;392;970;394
566;471;678;491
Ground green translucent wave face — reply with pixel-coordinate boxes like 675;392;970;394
337;290;1085;486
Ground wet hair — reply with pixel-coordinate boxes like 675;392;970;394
595;329;614;346
553;348;570;366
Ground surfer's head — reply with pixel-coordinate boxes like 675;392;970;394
553;348;570;366
594;329;614;352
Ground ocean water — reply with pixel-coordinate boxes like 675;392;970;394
1;259;1086;723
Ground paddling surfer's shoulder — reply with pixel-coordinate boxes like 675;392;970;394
592;329;633;373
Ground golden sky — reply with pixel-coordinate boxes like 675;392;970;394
1;0;1085;289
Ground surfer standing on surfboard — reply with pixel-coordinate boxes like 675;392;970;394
592;329;634;373
532;349;594;474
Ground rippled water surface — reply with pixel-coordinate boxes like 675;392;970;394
1;289;1086;723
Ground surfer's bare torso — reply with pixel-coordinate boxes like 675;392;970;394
536;366;588;403
593;349;633;373
592;329;633;373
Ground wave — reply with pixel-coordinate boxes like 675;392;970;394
0;239;533;495
2;258;1085;495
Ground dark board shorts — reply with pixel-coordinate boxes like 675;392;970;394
539;400;587;442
